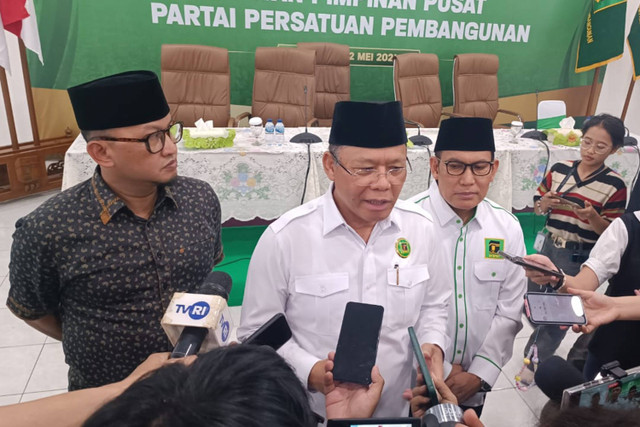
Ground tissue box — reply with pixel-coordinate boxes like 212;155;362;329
183;128;236;149
543;129;582;147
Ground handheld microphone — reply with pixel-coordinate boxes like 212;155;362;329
404;119;432;146
290;85;322;143
161;271;233;359
535;356;585;402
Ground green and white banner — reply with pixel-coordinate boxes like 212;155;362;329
31;0;598;106
575;0;627;73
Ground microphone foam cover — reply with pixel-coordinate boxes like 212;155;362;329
535;356;585;402
199;271;233;300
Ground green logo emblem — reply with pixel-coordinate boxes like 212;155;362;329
220;163;269;200
485;238;504;259
395;238;411;258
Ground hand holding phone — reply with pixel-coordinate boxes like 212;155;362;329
324;351;385;420
408;327;439;408
548;195;585;209
242;313;292;350
332;302;384;385
499;250;565;279
524;292;587;326
567;288;623;334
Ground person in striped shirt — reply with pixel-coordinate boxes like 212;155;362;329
522;114;627;384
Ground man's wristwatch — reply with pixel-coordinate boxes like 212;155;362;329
479;378;492;392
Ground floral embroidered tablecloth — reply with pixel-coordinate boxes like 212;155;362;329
63;128;640;221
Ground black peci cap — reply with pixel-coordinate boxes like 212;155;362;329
67;70;170;131
329;101;407;148
434;117;495;152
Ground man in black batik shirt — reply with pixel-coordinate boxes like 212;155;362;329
7;71;223;390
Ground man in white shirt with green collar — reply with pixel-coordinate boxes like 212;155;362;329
409;117;526;417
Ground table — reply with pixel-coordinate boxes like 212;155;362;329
62;128;640;221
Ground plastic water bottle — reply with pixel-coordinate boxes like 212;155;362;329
264;119;275;143
275;119;285;143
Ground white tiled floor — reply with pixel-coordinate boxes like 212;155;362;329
0;191;67;405
0;191;581;425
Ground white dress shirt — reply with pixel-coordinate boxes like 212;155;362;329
582;211;640;284
238;187;451;418
409;184;526;407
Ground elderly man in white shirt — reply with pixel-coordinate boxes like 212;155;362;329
238;101;450;419
409;118;527;417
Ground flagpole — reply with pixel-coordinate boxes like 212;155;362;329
621;76;636;122
0;67;19;151
18;39;39;146
585;67;601;117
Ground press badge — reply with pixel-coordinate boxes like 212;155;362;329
533;232;546;252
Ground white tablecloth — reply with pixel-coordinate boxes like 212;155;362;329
62;128;640;221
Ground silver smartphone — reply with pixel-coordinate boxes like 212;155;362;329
524;292;586;326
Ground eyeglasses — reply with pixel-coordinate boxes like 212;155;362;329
581;137;613;155
87;122;183;154
331;152;411;186
438;158;494;176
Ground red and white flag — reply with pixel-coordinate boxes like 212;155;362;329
0;0;43;71
0;7;10;72
0;0;29;38
19;0;42;64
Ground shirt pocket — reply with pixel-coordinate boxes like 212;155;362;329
294;272;350;336
172;223;217;257
170;224;218;283
473;261;504;310
385;264;429;328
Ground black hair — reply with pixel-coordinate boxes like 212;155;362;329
83;346;317;427
80;130;96;142
328;144;342;158
581;113;625;149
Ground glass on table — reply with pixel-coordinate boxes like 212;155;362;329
249;117;263;145
510;120;523;144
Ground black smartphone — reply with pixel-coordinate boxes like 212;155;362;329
332;302;384;385
498;250;565;279
524;292;587;326
408;326;439;408
550;195;585;209
242;313;292;350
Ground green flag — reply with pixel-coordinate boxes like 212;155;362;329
593;0;624;13
576;0;627;72
628;5;640;80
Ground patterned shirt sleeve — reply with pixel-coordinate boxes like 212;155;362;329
205;184;224;265
7;216;61;320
